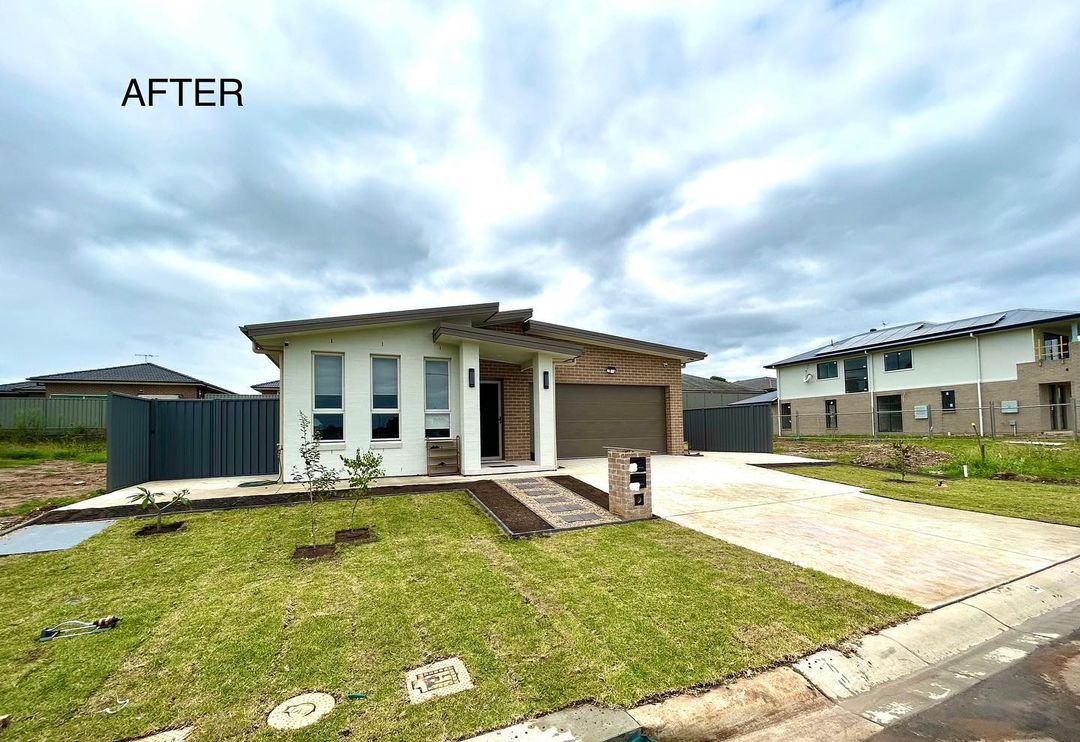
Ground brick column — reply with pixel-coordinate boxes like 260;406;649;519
606;447;652;520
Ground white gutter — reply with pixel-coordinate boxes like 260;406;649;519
971;333;984;435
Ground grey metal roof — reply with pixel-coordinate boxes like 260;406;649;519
769;308;1080;368
27;363;232;393
433;323;584;357
477;308;534;326
251;380;280;391
241;303;501;340
732;376;777;392
730;390;778;405
526;320;707;362
682;374;756;393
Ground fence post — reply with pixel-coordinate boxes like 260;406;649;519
988;401;996;438
927;405;933;438
794;411;800;440
1073;399;1078;441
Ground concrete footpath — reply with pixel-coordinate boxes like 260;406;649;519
462;557;1080;742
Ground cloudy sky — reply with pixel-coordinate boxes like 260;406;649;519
2;1;1079;392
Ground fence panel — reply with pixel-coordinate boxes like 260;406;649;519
106;396;279;491
0;397;107;432
684;405;773;453
106;394;151;491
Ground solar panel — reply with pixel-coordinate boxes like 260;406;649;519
814;313;1006;356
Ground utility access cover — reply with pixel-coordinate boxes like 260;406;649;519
406;657;474;703
267;692;335;730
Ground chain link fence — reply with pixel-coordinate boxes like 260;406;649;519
778;401;1079;439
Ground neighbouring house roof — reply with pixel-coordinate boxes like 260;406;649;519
251;380;280;392
27;362;233;394
0;380;45;396
769;308;1080;368
681;374;756;393
241;302;708;364
729;390;778;406
732;376;777;393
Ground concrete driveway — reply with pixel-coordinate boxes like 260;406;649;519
558;453;1080;607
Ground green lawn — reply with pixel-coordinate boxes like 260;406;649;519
778;464;1080;527
775;435;1080;481
0;494;916;741
0;437;107;468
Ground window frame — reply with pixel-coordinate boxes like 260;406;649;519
312;352;345;443
844;357;869;393
883;348;913;372
370;355;401;441
780;402;792;430
941;389;956;413
423;357;452;439
816;361;838;380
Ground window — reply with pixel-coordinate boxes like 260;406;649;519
780;403;792;430
844;357;868;393
825;399;838;429
876;395;903;433
424;358;451;438
371;356;399;440
313;353;344;441
941;390;956;412
884;349;912;372
816;361;838;380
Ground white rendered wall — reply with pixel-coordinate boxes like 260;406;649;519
531;353;557;468
778;329;1036;400
280;321;462;479
458;341;481;475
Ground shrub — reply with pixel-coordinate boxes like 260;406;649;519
340;448;385;529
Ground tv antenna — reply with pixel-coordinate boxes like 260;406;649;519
135;353;158;363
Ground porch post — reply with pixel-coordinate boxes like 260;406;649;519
531;353;557;468
459;341;482;475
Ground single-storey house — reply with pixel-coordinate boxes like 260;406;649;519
21;362;233;399
240;303;706;478
0;381;45;397
682;374;760;409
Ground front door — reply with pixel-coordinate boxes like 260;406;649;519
479;381;502;459
1048;383;1070;431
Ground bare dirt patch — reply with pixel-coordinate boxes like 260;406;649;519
852;445;953;470
0;461;105;528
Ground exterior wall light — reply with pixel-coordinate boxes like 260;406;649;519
468;368;475;388
606;366;617;375
543;370;550;389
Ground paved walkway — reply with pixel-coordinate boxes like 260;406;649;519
558;453;1080;607
498;477;618;529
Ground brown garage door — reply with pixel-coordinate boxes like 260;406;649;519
556;384;667;458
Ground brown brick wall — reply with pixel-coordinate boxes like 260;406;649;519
484;322;687;455
43;382;203;398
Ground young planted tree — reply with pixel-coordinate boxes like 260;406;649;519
128;487;192;535
339;448;385;535
889;440;915;482
290;412;339;552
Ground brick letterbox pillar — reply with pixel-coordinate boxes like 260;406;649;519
606;447;652;520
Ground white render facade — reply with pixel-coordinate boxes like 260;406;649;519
274;320;563;478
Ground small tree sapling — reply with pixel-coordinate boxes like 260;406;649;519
128;487;191;531
291;412;339;548
339;448;384;529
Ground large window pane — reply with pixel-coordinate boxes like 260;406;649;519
372;413;399;439
844;357;868;393
372;357;398;409
314;354;343;409
425;359;450;410
884;349;912;372
313;413;344;441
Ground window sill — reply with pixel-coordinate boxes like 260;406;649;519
371;440;402;449
318;442;346;450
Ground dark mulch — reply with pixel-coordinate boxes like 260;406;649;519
335;527;377;544
546;475;609;510
292;544;336;560
467;480;552;535
134;521;185;537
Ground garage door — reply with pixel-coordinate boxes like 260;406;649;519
556;384;667;458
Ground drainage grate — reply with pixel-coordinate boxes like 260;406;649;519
406;657;474;703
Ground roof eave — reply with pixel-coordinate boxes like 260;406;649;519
525;320;707;362
240;302;501;342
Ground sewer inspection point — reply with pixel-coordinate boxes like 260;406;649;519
406;657;474;703
267;692;336;730
134;727;194;742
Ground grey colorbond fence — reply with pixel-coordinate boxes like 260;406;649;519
107;394;279;491
0;397;107;432
684;404;773;454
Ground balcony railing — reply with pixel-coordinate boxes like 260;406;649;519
1036;338;1070;362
